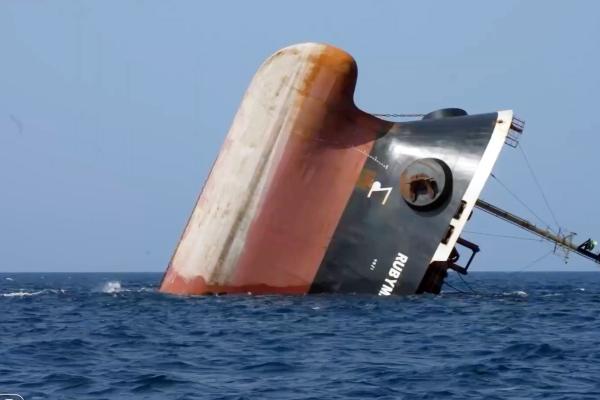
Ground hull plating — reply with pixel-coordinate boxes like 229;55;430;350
159;43;511;296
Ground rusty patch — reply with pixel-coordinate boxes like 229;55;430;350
356;168;377;190
160;43;393;296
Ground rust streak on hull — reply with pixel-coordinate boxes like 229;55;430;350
160;43;388;295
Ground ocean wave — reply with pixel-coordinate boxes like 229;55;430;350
503;290;528;297
2;272;600;400
102;281;124;293
541;293;563;297
1;289;64;297
100;281;155;294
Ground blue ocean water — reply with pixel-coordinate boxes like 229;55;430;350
1;272;600;400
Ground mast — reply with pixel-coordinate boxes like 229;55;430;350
475;199;600;264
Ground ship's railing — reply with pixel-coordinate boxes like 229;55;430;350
505;116;525;148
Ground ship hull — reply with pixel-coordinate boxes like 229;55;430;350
159;43;512;296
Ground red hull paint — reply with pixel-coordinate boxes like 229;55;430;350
160;44;389;295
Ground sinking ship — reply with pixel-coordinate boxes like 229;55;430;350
159;43;599;296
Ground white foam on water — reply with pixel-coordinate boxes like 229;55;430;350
542;293;562;297
503;290;528;298
100;281;154;294
5;277;14;281
1;289;63;297
102;281;123;293
1;290;43;297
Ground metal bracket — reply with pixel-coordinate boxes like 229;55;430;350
448;237;480;275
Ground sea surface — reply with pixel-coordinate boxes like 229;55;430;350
1;272;600;400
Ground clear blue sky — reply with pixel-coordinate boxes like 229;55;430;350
1;1;599;272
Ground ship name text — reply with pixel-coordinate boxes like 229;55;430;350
378;252;408;296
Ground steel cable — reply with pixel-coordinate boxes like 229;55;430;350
490;173;556;234
518;143;561;231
